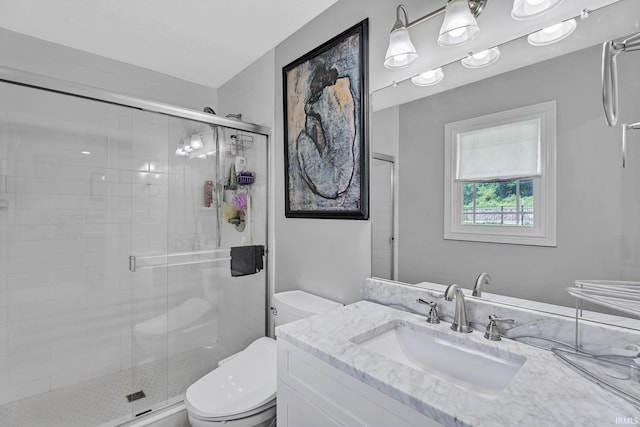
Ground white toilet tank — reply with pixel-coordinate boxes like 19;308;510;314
272;290;342;327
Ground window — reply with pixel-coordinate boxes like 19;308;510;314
444;101;556;246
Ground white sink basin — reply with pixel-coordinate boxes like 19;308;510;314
353;322;525;395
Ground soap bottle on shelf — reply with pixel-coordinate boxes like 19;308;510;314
228;163;237;191
203;180;213;207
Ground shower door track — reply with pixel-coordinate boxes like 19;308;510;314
0;65;270;135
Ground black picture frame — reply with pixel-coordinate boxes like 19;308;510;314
283;19;369;220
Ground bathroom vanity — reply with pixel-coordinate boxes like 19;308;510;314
277;336;440;427
276;280;640;427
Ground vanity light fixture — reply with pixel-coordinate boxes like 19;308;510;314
461;47;500;68
527;19;577;46
384;0;488;69
511;0;563;20
384;6;418;69
411;68;444;86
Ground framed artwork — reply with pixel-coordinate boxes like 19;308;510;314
283;19;369;220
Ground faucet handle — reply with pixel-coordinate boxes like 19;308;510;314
416;298;440;324
484;314;514;341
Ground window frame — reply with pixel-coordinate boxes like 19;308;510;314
444;101;557;247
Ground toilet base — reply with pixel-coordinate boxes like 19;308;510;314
187;405;275;427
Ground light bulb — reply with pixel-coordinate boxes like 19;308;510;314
543;23;563;34
411;68;444;86
448;27;468;39
471;50;489;60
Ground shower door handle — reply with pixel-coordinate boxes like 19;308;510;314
602;40;619;127
129;256;136;272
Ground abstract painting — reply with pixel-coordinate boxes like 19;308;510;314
283;19;369;219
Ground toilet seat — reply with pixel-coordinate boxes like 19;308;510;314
187;405;276;427
185;337;276;420
189;399;275;422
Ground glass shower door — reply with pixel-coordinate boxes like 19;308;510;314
0;81;140;426
127;110;171;416
128;115;268;417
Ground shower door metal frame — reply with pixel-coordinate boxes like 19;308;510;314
0;66;270;135
0;63;273;380
371;153;396;281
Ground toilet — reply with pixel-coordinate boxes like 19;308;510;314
185;290;342;427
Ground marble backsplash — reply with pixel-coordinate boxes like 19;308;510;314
364;278;640;355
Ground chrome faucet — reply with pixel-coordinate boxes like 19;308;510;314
473;273;492;297
444;284;473;333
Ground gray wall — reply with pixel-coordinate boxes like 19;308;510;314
272;2;372;304
218;50;275;127
396;44;640;307
372;106;399;158
221;0;412;305
0;28;217;110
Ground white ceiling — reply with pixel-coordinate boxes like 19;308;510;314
0;0;338;88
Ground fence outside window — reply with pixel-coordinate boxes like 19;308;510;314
463;206;534;226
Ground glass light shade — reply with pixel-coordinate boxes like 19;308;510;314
511;0;563;20
384;26;418;68
461;47;500;68
190;134;203;149
438;0;480;47
411;68;444;86
527;19;577;46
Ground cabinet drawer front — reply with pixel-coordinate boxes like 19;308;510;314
278;341;442;427
278;381;343;427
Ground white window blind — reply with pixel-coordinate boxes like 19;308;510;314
455;118;541;182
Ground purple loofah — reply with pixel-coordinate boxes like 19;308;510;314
232;192;248;211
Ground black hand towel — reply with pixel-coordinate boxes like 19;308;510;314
230;245;265;277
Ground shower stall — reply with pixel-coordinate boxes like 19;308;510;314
0;67;270;426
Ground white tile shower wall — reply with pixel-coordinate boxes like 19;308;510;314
0;83;222;406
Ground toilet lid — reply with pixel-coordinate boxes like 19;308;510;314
186;337;276;419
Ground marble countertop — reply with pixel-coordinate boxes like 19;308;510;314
276;300;639;427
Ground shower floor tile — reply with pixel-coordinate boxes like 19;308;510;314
0;345;224;427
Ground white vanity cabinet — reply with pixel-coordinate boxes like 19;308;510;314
277;340;443;427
